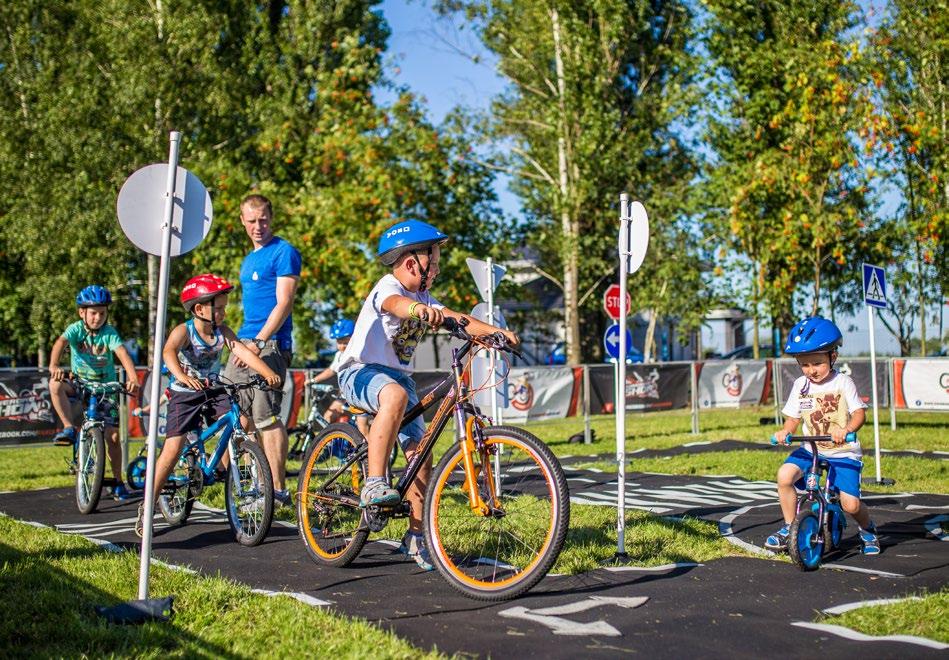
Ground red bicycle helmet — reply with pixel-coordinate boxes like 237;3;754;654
180;274;234;310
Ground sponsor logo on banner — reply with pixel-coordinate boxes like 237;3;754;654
507;376;534;411
625;369;660;400
722;364;743;397
0;383;54;422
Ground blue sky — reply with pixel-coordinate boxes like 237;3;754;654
377;0;945;355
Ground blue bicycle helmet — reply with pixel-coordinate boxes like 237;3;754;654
76;285;112;307
329;318;355;339
377;220;448;267
784;317;842;354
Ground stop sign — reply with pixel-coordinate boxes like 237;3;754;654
603;283;631;320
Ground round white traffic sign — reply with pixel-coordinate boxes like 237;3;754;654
117;163;212;256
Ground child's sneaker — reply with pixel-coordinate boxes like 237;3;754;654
112;483;133;501
860;524;880;555
360;479;399;508
274;489;292;509
764;524;790;551
398;531;435;571
135;503;146;538
53;427;77;447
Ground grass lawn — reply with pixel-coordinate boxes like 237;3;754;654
0;516;440;658
817;589;949;644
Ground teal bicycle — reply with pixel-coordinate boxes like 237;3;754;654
70;378;128;515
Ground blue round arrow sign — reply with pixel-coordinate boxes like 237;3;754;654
604;323;633;360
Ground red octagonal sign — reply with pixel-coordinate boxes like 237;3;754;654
603;283;631;320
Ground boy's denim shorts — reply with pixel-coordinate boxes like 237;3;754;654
784;447;863;498
338;364;425;450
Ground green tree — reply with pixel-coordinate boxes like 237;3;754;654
702;0;872;346
439;0;704;363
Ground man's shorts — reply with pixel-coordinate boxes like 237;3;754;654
338;364;425;451
165;388;230;437
783;447;863;498
220;341;290;428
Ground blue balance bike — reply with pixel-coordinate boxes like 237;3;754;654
71;378;130;515
771;432;856;570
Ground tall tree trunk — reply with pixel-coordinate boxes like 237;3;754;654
147;0;164;359
551;8;581;365
915;240;927;356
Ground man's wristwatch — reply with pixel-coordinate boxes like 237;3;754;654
253;338;268;350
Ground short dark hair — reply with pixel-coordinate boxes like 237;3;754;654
240;194;272;215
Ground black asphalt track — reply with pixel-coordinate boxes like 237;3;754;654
2;466;946;657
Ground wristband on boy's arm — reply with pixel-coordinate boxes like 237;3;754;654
409;301;420;320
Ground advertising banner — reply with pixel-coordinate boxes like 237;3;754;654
499;366;578;422
893;359;949;411
775;358;889;408
0;370;58;445
588;363;691;412
697;360;771;409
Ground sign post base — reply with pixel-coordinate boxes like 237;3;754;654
601;552;635;567
861;476;896;486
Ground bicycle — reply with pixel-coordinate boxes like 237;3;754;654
69;378;130;515
157;376;275;546
296;317;570;601
770;432;856;570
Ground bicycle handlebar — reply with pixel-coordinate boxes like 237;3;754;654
441;317;523;358
771;432;857;446
70;378;131;396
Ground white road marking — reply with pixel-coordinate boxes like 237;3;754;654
822;564;905;578
822;597;922;615
791;622;948;650
906;504;949;511
498;596;648;636
718;503;776;556
923;514;948;541
604;562;701;573
251;589;332;607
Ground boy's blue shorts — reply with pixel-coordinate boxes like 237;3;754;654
338;364;425;451
784;447;863;498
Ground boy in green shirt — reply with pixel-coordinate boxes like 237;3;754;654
49;285;140;500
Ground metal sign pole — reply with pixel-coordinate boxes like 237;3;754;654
867;304;883;484
137;131;180;600
583;365;592;444
614;194;630;558
690;362;699;435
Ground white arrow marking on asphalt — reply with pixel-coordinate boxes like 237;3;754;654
498;596;648;636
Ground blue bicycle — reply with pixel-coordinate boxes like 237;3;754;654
771;432;856;570
158;377;274;546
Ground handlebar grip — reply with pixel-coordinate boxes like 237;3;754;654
774;432;857;445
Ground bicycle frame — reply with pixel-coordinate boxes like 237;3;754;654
72;382;122;462
320;333;501;516
176;394;244;490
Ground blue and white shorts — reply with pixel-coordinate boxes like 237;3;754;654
338;364;425;450
784;447;863;499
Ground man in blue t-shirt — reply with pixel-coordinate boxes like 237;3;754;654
222;194;301;506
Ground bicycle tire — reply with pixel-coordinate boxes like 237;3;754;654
158;452;197;526
297;423;369;567
75;427;105;514
225;437;274;546
824;504;845;550
125;455;148;491
788;508;823;571
424;425;570;601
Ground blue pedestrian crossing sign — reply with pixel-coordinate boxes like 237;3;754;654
604;323;633;360
862;263;887;308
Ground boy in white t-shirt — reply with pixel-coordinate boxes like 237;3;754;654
337;220;518;570
766;316;879;555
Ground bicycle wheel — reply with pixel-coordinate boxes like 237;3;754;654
125;455;148;491
158;452;197;526
425;425;570;601
824;503;845;550
788;508;823;571
75;427;105;514
297;423;369;567
225;436;274;546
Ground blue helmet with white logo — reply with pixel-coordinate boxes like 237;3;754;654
784;317;842;355
76;285;112;307
329;318;355;339
377;220;448;267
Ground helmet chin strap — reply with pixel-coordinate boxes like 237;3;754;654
191;305;217;333
81;309;108;335
412;247;434;293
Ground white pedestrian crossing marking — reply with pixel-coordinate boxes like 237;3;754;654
567;474;778;513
